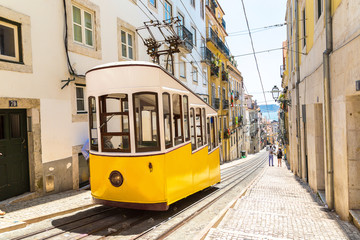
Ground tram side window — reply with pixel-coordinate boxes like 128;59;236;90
195;108;203;147
134;92;160;152
202;108;206;145
173;94;184;145
207;117;211;152
215;117;218;147
183;95;190;141
190;108;196;150
211;117;216;149
163;93;172;149
88;96;98;151
99;94;130;152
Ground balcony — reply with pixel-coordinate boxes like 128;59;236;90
210;64;219;77
221;18;226;30
206;0;216;16
207;28;230;58
177;25;193;53
222;99;229;109
221;70;229;82
213;98;220;109
234;91;240;100
280;65;285;78
201;47;213;65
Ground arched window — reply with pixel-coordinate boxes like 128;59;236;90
162;93;172;149
133;92;160;152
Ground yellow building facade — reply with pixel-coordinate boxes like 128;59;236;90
205;0;231;162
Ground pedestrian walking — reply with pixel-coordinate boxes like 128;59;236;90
269;145;274;166
277;148;283;167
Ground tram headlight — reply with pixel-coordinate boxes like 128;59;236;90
109;171;124;187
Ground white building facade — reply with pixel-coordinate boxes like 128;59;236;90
0;0;208;201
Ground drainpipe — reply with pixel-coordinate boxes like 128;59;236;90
323;0;334;209
295;0;302;177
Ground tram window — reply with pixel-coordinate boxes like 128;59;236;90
163;93;172;149
99;94;130;152
195;108;203;147
202;108;206;145
190;108;196;150
173;94;184;145
88;96;98;151
207;117;211;152
183;95;190;141
133;92;160;152
211;117;215;149
215;117;218;147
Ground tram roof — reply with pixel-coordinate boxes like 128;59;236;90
86;61;216;112
86;61;158;74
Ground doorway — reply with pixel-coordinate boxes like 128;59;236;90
0;109;30;201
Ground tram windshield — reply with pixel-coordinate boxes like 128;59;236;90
99;94;130;152
133;92;160;152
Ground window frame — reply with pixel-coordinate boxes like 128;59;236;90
99;94;131;153
72;4;94;48
164;1;172;22
191;26;197;46
76;86;87;114
179;59;186;78
149;0;157;8
162;92;173;149
120;29;135;60
192;65;198;83
0;18;22;63
183;95;190;141
133;92;161;153
88;96;98;151
172;93;184;145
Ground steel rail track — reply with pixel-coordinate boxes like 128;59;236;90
9;153;267;240
130;153;267;240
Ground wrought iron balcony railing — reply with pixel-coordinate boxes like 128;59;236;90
213;98;220;109
222;99;229;109
201;47;213;65
207;28;230;57
177;25;193;53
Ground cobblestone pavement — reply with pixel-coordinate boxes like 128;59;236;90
205;160;360;240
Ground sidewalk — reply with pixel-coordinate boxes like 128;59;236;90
204;160;360;240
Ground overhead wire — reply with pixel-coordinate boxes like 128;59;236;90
240;0;271;120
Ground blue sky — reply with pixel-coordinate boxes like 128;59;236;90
221;0;287;106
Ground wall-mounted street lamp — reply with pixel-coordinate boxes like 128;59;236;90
271;85;280;101
271;85;291;106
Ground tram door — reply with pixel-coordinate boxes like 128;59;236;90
0;109;29;201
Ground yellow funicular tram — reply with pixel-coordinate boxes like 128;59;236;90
86;61;220;210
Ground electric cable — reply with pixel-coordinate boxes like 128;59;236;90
240;0;271;120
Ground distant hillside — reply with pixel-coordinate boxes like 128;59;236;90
259;104;279;112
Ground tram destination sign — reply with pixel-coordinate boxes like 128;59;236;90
9;100;18;107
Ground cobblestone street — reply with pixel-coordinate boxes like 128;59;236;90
205;160;360;240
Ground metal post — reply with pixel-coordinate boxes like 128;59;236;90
295;0;302;177
323;0;334;209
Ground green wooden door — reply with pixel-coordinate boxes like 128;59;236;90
0;109;29;201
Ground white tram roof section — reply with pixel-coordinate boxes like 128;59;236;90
86;61;216;112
